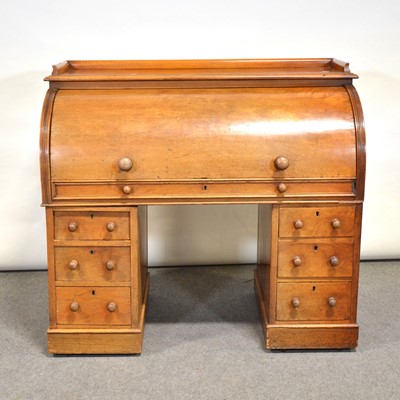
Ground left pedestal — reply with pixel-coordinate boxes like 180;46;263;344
45;206;148;354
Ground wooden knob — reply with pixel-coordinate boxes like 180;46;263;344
122;185;132;194
291;298;300;308
70;301;79;312
118;157;133;172
106;222;115;232
68;222;77;232
107;302;117;312
106;260;116;271
330;256;340;267
328;297;337;307
277;183;287;193
331;218;341;229
274;156;289;171
69;260;79;270
292;256;302;267
294;219;303;229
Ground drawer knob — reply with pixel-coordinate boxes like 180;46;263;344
107;302;117;312
68;260;79;270
291;298;300;308
106;222;116;232
292;256;302;267
329;256;340;267
70;301;79;312
274;156;289;171
118;157;133;172
122;185;132;194
68;222;77;232
106;260;116;271
331;218;341;229
328;297;337;308
294;219;303;229
277;183;287;193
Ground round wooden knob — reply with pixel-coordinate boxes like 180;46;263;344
330;256;340;267
118;157;133;172
107;302;117;312
274;156;289;171
68;222;77;232
69;260;79;270
292;256;302;267
106;260;116;271
294;219;303;229
70;301;79;312
106;222;115;232
328;297;337;308
277;183;287;193
291;298;300;308
331;218;341;229
122;185;132;194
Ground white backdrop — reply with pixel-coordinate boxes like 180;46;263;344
0;0;399;270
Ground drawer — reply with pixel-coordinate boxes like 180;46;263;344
276;282;351;321
55;247;131;282
50;88;356;182
53;181;355;201
279;206;355;238
54;211;130;240
278;239;354;278
56;287;131;325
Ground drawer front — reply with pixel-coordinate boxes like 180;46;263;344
56;287;131;325
278;239;354;278
279;206;355;238
53;181;355;201
276;282;351;322
54;211;130;240
55;247;130;282
50;87;356;181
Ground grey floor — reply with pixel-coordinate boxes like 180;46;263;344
0;261;399;400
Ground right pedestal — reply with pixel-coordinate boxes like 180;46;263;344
256;203;362;349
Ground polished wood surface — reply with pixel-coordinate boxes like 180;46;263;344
56;286;132;325
279;206;356;237
277;239;354;278
50;87;356;182
54;211;130;240
276;281;351;321
40;59;365;353
55;246;131;282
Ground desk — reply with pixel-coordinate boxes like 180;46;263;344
40;59;365;354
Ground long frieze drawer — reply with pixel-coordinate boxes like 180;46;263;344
56;287;131;325
54;211;130;240
52;181;355;201
278;239;354;278
50;87;356;181
276;282;351;322
55;247;131;282
279;206;355;238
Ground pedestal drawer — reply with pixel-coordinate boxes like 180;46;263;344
55;247;131;282
278;239;354;278
56;287;131;325
54;211;130;240
276;282;351;322
279;206;355;238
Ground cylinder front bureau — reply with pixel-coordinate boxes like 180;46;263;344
40;59;365;354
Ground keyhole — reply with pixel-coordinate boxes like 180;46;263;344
312;286;316;291
314;245;318;252
90;250;95;255
203;185;208;190
315;211;320;217
92;290;96;295
90;213;94;219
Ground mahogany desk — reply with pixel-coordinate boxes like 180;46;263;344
40;59;365;354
